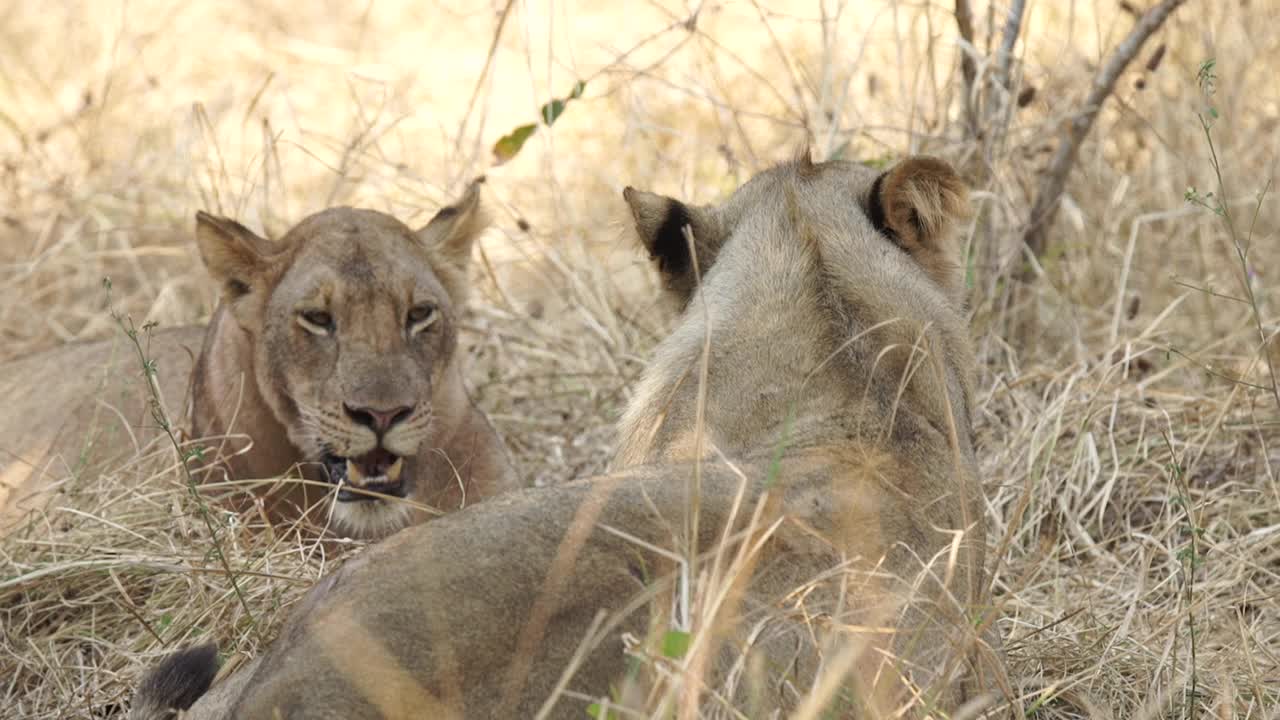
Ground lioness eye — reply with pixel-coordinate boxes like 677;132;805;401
407;304;438;334
298;309;335;335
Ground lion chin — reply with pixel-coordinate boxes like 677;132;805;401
327;496;415;540
315;450;417;539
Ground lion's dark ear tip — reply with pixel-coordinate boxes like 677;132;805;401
621;187;643;218
195;210;237;234
453;176;485;204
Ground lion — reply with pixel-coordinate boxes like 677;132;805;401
0;181;517;540
130;153;1014;719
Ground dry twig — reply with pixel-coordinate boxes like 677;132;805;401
1022;0;1188;262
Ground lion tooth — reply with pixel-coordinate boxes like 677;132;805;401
346;459;365;486
386;458;404;483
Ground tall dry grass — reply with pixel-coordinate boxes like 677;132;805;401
1;0;1278;717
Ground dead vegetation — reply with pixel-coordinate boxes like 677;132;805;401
1;0;1278;717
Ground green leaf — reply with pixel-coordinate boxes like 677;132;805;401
863;152;895;170
1196;58;1217;97
491;80;586;165
541;98;568;125
661;629;691;659
585;703;621;719
492;123;537;165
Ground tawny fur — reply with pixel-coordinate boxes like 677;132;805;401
0;182;517;540
131;156;1014;719
871;155;972;305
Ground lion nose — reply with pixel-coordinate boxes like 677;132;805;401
343;403;415;435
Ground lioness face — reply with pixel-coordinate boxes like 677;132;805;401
194;183;488;536
619;153;972;465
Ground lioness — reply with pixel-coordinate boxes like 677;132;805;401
131;153;1012;718
0;181;517;540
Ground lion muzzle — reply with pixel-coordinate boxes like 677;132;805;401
323;448;408;502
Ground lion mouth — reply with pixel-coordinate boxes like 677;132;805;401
321;448;406;502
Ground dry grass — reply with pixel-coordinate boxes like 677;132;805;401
1;0;1278;717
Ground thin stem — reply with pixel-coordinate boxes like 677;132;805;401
106;284;260;641
1161;431;1200;720
1199;116;1280;413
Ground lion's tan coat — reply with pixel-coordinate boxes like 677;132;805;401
133;155;1013;719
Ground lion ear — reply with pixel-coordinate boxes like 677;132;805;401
416;178;489;272
868;156;970;300
622;187;723;304
195;212;273;301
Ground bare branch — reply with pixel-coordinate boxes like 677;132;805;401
982;0;1027;158
992;0;1027;99
1022;0;1188;262
954;0;978;139
454;0;517;158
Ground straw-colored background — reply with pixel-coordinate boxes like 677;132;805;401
2;0;1277;717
